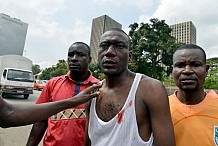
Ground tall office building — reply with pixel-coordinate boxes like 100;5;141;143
90;15;122;64
169;21;196;44
0;13;28;56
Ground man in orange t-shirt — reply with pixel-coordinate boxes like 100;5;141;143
169;44;218;146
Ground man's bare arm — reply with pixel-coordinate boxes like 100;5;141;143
26;120;48;146
0;84;101;128
144;79;175;146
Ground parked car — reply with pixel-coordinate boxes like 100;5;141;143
42;80;48;84
34;80;46;91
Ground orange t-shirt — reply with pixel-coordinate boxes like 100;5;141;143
169;90;218;146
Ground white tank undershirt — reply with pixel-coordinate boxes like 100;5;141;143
88;73;154;146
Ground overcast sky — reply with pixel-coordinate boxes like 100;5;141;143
1;0;218;69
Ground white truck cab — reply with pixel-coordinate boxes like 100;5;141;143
0;55;34;99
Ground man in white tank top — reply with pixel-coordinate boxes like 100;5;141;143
84;28;175;146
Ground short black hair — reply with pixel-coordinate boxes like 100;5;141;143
174;44;206;63
106;28;128;36
70;42;91;56
105;28;131;47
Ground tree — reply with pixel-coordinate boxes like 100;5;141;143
40;60;68;80
89;62;105;80
206;57;218;70
54;59;68;76
204;57;218;90
32;64;41;75
204;68;218;90
128;18;181;80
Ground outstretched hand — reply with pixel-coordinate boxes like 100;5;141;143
0;83;101;128
71;83;102;106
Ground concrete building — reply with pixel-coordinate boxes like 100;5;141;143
0;13;28;56
170;21;196;44
90;15;122;64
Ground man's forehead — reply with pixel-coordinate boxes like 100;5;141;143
174;49;202;57
101;31;128;43
173;49;204;62
68;45;88;52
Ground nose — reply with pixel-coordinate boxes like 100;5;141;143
183;65;193;74
70;54;78;62
104;45;116;57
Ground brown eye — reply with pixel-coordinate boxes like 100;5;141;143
68;52;74;57
114;44;124;49
175;63;185;68
193;64;201;67
100;43;110;50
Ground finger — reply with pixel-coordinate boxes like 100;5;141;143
84;84;102;93
87;91;100;99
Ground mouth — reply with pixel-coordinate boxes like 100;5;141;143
102;60;116;67
180;78;197;84
69;64;80;69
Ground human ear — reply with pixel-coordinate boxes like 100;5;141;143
89;56;92;63
128;51;132;62
205;64;210;74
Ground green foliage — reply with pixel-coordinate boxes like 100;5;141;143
89;63;105;80
204;69;218;90
207;57;218;70
128;18;181;81
40;59;68;80
32;64;41;75
162;74;176;87
204;58;218;90
207;57;218;64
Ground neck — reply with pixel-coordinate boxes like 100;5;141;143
70;70;90;82
177;88;206;105
104;70;133;88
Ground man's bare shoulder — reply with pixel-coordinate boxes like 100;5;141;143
137;74;168;102
140;74;164;89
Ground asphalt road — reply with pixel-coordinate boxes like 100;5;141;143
0;90;44;146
